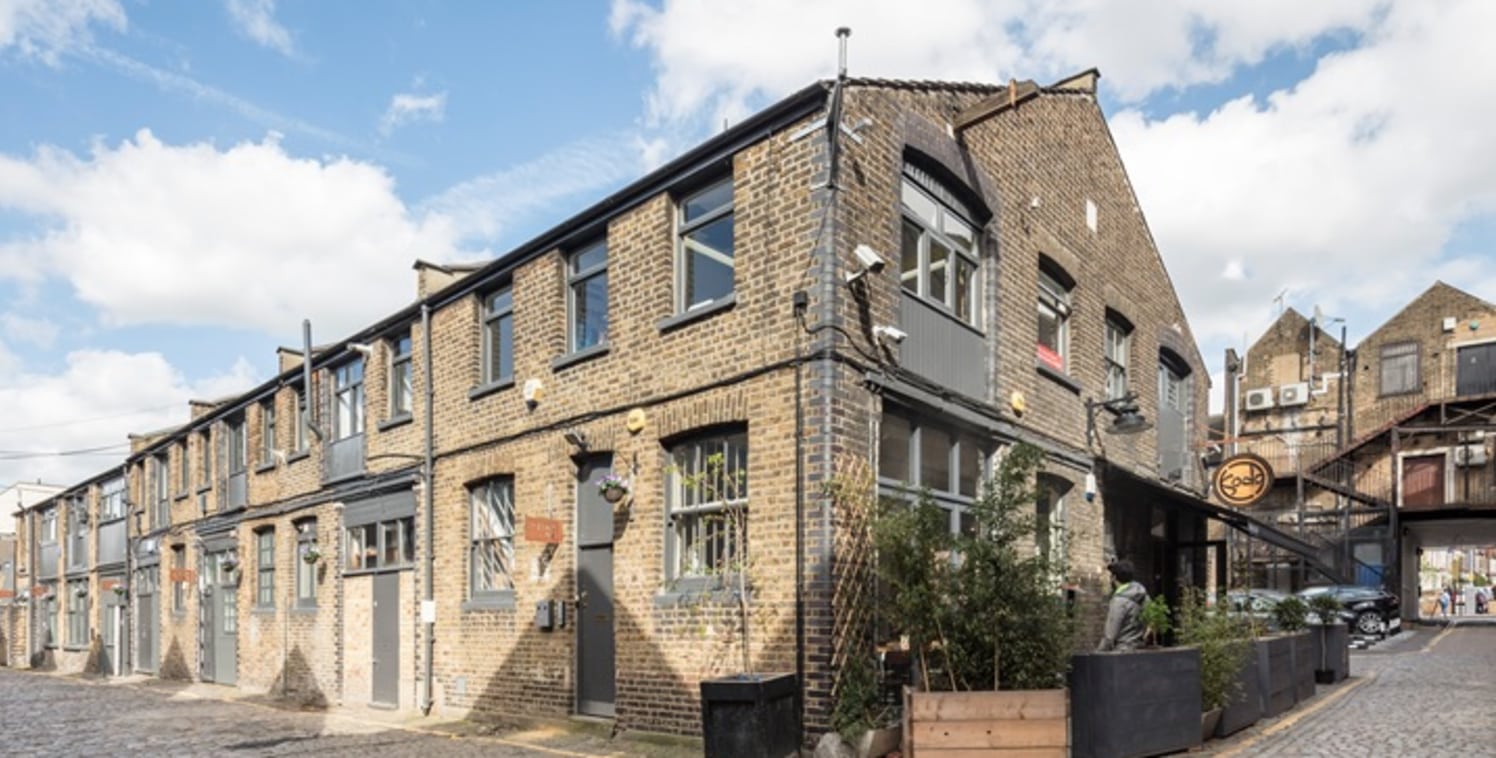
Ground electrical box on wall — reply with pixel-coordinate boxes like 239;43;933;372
535;600;554;631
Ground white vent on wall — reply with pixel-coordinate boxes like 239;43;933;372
1279;382;1311;407
1455;444;1488;467
1245;388;1275;411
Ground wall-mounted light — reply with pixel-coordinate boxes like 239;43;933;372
1084;392;1151;450
563;428;589;453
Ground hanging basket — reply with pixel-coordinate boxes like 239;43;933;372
111;585;128;597
597;473;631;505
302;547;323;565
602;486;627;504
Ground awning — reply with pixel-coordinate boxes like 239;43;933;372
1099;462;1347;583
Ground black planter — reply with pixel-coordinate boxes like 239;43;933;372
1216;642;1263;738
1311;623;1350;684
1257;635;1296;718
700;672;799;758
1289;630;1315;703
1071;648;1202;758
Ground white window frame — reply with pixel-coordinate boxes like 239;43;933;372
100;477;126;521
899;166;981;327
481;288;514;386
332;360;365;440
675;178;735;313
1105;315;1132;401
567;240;609;352
665;429;748;582
469;478;516;599
1037;266;1072;373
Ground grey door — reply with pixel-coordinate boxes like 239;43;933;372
135;566;158;673
1457;343;1496;397
372;572;400;706
202;554;237;685
576;455;616;717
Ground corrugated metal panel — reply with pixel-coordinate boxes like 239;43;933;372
898;297;987;400
98;520;127;566
39;543;59;578
226;472;247;510
345;490;416;528
327;435;366;481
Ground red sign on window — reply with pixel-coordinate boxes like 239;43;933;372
169;569;196;583
1036;344;1064;372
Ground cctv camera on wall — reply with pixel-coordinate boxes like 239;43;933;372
873;324;908;344
846;244;888;285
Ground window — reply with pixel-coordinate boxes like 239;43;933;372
389;332;413;416
177;441;189;492
1380;341;1420;396
676;178;735;312
39;582;57;647
198;429;212;487
255;528;275;609
66;579;88;648
293;388;309;453
153;454;170;527
878;411;988;534
332;361;365;440
295;519;318;608
899;165;980;326
100;477;126;520
345;517;414;572
469;479;515;599
67;497;87;569
1037;262;1073;373
481;288;514;385
40;508;57;543
172;545;186;613
1035;475;1071;575
568;241;609;352
260;400;277;466
666;429;748;581
1105;313;1133;401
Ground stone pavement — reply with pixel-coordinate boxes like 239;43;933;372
0;668;699;757
1209;623;1496;756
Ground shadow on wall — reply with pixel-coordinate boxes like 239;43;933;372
84;632;102;675
266;645;329;708
160;638;194;681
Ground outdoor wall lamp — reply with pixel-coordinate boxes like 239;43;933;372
1085;392;1151;449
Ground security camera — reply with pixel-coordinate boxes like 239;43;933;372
846;244;888;285
873;325;908;344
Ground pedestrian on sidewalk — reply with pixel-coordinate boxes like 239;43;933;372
1097;559;1148;652
1438;587;1451;618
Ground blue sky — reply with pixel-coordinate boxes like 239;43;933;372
1;0;1494;488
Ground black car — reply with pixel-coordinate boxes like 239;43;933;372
1298;585;1401;636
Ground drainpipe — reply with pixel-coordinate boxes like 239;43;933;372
420;304;436;715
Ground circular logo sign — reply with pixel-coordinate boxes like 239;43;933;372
1212;453;1274;507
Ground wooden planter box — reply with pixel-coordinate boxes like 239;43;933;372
1071;649;1201;758
1215;643;1263;738
903;688;1067;756
1311;624;1350;683
1257;635;1296;718
1290;630;1315;702
700;672;799;758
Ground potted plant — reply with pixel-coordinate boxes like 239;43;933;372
872;443;1072;756
596;473;630;504
1306;593;1349;684
111;584;127;598
828;652;899;758
1176;588;1250;742
302;543;323;565
1141;595;1172;647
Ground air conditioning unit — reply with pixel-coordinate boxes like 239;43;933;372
1278;382;1311;407
1455;444;1488;467
1245;388;1275;411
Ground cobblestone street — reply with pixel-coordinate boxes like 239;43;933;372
1215;624;1496;756
0;668;691;757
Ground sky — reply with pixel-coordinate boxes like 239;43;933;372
1;0;1494;488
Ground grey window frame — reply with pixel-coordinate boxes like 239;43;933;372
468;478;516;600
171;544;186;613
40;507;57;544
1104;313;1133;401
1380;341;1420;396
344;517;414;572
675;177;735;313
39;581;57;647
226;417;247;477
332;360;365;440
67;497;87;570
899;166;981;327
480;288;514;386
293;388;309;453
567;240;609;353
177;440;189;493
65;578;88;648
100;476;126;520
388;331;414;417
1037;264;1072;373
198;429;212;487
877;410;990;535
254;527;275;609
295;518;318;608
152;454;170;528
665;428;748;583
259;400;277;466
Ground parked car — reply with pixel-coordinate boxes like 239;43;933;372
1297;585;1401;636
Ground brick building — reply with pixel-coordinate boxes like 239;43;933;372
9;70;1214;739
1222;282;1496;622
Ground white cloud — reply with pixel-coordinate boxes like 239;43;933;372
0;130;461;339
225;0;293;57
0;0;124;65
1;313;59;348
0;349;258;485
379;91;448;136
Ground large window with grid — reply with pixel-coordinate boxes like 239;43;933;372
255;528;275;609
665;428;748;582
1105;312;1133;401
568;241;609;352
899;163;980;326
389;331;413;417
66;579;88;648
345;517;414;572
1380;341;1420;396
676;178;735;313
332;361;365;440
469;478;515;599
878;411;989;534
481;288;514;386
